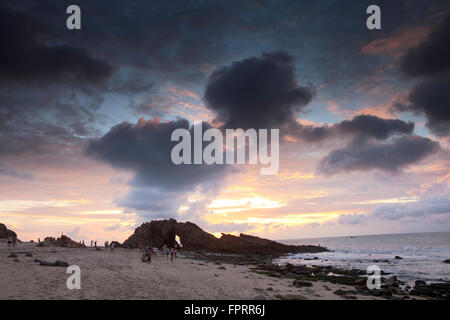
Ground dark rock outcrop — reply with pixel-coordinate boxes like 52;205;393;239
38;235;85;248
0;223;17;239
122;219;327;255
110;241;122;248
293;280;313;287
34;259;69;267
410;282;450;300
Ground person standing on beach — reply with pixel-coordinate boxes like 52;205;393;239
170;248;174;263
90;240;93;247
146;247;152;264
165;246;169;259
94;240;97;247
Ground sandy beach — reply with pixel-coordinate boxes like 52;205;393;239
0;242;381;300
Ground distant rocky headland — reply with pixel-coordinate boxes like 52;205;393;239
1;219;327;255
121;219;327;255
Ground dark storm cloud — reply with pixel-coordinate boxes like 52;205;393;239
0;4;117;160
203;52;414;144
318;135;440;175
335;115;414;140
0;6;114;86
0;88;103;158
293;115;414;142
87;118;231;219
202;51;433;175
394;14;450;136
204;51;316;130
4;0;234;86
399;14;450;77
87;118;228;190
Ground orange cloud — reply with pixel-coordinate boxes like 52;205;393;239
360;26;430;58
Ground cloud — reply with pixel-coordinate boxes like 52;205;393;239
0;166;33;180
394;74;450;136
204;51;316;131
87;118;231;219
291;114;414;143
0;6;114;86
203;51;413;145
103;224;121;232
334;115;414;140
87;118;228;190
318;135;440;175
373;190;450;221
399;15;450;77
394;14;450;136
337;213;367;225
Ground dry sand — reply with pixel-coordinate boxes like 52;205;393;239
0;242;380;300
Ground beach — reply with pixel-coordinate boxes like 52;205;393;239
1;242;381;300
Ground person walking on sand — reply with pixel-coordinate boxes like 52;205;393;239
170;247;174;263
94;240;97;247
90;240;93;247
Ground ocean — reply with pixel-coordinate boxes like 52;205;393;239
276;232;450;286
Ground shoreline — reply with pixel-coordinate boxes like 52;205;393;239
1;242;448;300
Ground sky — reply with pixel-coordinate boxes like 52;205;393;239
0;0;449;242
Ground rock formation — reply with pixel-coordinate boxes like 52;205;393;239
122;219;327;255
0;223;17;239
38;235;85;248
110;241;122;248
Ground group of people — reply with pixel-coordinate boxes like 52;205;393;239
6;235;17;247
104;241;116;250
140;244;177;264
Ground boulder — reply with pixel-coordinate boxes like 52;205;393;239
0;223;17;239
394;256;403;260
384;276;398;287
414;280;427;287
122;219;328;255
36;259;69;267
110;241;122;248
293;280;313;287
